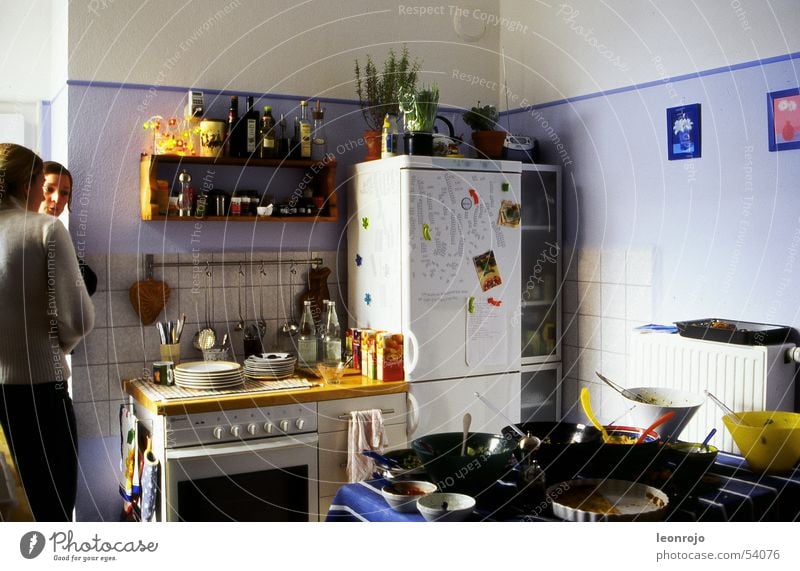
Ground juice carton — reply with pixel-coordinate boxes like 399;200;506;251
360;329;374;378
377;332;404;382
350;328;362;371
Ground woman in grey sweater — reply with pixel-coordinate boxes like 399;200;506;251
0;143;94;520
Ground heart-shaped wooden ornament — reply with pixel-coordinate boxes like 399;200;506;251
129;278;171;325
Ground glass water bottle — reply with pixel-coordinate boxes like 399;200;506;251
322;300;341;364
298;300;318;367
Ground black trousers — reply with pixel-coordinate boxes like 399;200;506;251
0;383;78;521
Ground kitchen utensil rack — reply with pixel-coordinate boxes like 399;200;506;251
142;254;322;279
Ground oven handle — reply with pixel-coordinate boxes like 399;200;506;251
166;433;318;460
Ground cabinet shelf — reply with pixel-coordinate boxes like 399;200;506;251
139;153;338;222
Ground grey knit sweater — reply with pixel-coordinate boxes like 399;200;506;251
0;197;94;385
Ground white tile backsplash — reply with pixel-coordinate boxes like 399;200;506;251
577;315;602;351
601;249;626;284
626;248;654;287
601;282;626;319
601;318;627;353
576;348;602;382
577;281;602;316
577;249;601;282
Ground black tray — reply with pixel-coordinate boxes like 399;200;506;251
674;318;792;345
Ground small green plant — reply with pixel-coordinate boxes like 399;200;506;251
462;102;499;131
354;47;421;131
399;84;440;133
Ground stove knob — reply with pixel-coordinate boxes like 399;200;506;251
295;418;305;430
212;426;224;440
263;422;274;434
230;425;241;438
247;423;258;436
279;419;290;432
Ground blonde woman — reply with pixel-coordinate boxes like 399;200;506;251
0;143;94;520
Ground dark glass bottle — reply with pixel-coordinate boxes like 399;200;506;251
244;96;259;157
225;95;240;158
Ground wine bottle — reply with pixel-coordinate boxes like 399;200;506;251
259;105;277;159
244;96;259;157
298;100;312;159
311;100;327;160
225;95;240;157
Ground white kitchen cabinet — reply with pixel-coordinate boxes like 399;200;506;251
317;393;408;520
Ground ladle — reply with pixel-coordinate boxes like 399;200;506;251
235;263;245;331
580;387;610;443
279;265;300;337
705;390;749;425
257;263;267;339
635;410;676;444
195;265;217;350
461;413;472;456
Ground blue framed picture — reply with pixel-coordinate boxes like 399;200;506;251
767;87;800;151
667;103;701;160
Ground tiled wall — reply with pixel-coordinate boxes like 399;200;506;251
70;249;346;439
560;247;655;424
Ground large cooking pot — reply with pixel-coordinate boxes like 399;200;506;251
502;422;603;484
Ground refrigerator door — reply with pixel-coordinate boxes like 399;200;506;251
408;372;521;437
401;167;521;382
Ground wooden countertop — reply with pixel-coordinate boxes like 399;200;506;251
126;375;408;416
0;425;33;521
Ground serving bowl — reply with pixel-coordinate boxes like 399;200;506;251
379;448;427;480
623;387;705;442
416;492;475;522
380;480;437;513
501;422;603;483
411;432;517;496
722;411;800;474
664;442;719;489
582;426;665;482
548;479;669;522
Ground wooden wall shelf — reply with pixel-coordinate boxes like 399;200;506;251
139;153;338;222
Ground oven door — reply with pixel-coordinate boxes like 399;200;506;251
165;433;319;522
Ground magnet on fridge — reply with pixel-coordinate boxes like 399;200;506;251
355;254;363;267
422;223;432;241
469;188;480;204
488;297;502;307
498;200;521;228
468;296;476;313
364;293;372;306
501;182;510;192
361;217;369;229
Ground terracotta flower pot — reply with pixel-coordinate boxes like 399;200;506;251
363;130;382;161
471;130;506;159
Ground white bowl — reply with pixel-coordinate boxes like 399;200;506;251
257;205;273;216
625;387;705;441
380;480;437;513
416;492;475;522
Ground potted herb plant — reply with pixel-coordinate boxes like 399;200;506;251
463;101;506;159
398;83;440;156
355;46;420;160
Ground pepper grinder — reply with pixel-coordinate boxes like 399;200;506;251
178;169;192;216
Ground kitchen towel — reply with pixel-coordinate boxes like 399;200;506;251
347;409;387;483
139;438;159;522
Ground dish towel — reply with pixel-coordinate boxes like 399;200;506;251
347;409;387;483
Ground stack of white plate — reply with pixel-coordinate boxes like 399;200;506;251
244;352;297;379
174;361;245;390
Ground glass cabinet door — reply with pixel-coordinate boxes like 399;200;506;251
520;363;562;422
520;166;561;364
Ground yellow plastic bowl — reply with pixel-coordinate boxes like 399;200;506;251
722;411;800;474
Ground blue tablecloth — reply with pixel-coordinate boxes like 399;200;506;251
326;452;800;522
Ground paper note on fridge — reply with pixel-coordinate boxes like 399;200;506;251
466;300;509;366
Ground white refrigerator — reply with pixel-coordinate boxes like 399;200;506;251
347;156;522;437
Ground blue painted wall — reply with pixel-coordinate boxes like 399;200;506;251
510;54;800;328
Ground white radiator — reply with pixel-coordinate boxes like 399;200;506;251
629;333;796;453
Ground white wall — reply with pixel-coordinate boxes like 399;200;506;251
68;0;502;109
499;0;800;106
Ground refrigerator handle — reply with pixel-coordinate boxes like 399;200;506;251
406;392;420;438
406;330;419;375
